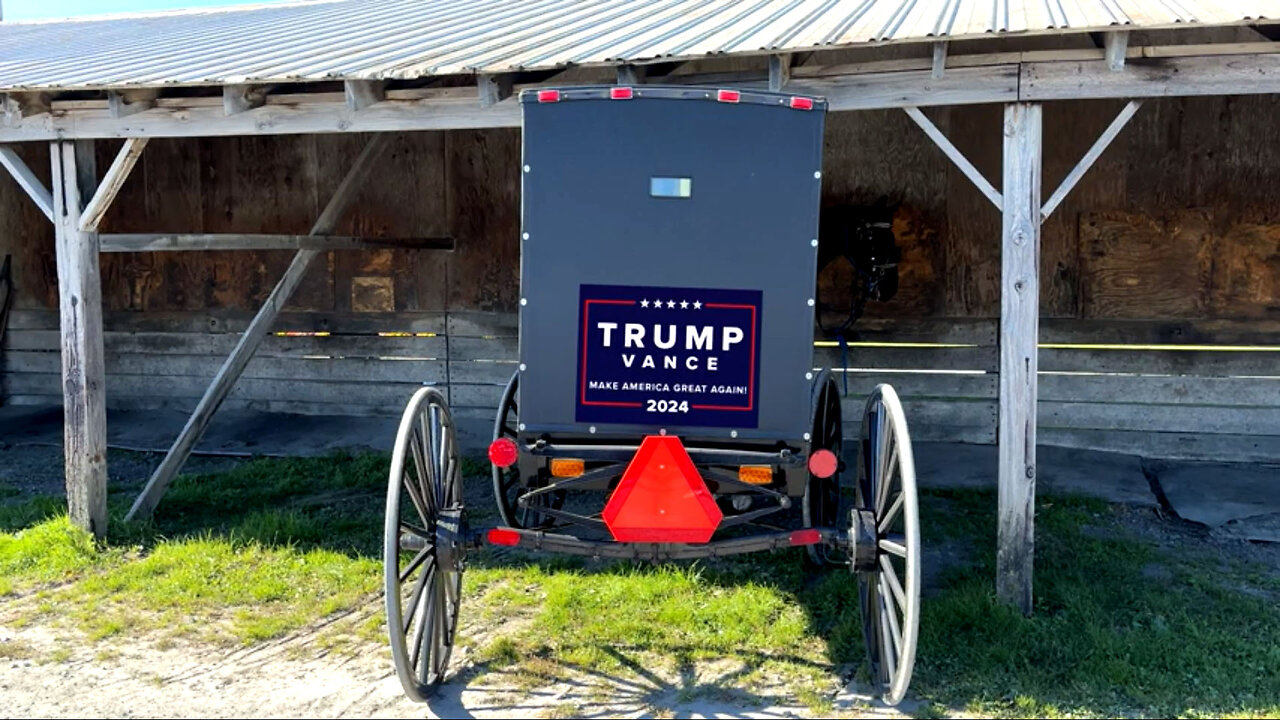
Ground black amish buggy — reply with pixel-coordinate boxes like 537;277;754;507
382;85;922;706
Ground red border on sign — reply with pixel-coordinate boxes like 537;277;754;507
691;303;756;411
580;299;643;407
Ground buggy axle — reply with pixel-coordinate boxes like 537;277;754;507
482;526;844;562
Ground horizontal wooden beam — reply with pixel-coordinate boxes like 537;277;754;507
1021;53;1280;100
0;145;54;222
99;233;455;252
0;48;1279;140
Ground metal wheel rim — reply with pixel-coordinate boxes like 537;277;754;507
385;386;462;702
491;371;560;529
855;383;920;706
803;374;845;565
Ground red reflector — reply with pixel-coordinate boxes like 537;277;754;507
603;436;723;543
716;89;741;103
808;449;838;478
790;529;822;546
488;437;519;468
536;89;560;103
789;96;814;110
610;86;633;100
487;528;521;547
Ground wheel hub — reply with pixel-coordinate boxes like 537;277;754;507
849;507;878;572
434;507;467;572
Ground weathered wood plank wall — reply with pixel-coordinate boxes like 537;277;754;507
1;96;1278;460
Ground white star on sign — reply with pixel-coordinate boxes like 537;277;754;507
652;299;663;308
693;300;702;309
680;300;689;309
666;300;676;309
640;299;649;308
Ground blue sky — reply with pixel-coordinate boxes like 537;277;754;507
4;0;292;20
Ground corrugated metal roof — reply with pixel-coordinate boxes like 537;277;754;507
0;0;1276;91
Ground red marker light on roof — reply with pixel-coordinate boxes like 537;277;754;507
536;89;560;103
789;96;814;110
716;89;741;103
610;86;634;100
488;437;519;468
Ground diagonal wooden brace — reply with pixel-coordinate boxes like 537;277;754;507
903;106;1003;211
0;145;55;222
1040;100;1142;221
79;138;148;232
125;134;393;521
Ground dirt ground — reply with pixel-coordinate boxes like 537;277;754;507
0;596;905;720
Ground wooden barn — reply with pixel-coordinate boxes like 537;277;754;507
1;0;1279;612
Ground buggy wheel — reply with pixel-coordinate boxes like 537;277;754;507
802;371;845;565
491;372;561;528
855;384;920;706
385;387;463;702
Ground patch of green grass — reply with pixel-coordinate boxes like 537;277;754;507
0;515;110;594
909;491;1280;718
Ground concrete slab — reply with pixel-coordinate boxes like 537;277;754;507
1152;460;1280;532
913;442;1156;507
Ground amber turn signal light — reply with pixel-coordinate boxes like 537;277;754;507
738;465;773;485
550;458;585;478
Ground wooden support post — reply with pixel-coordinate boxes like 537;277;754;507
932;42;949;79
125;134;392;521
344;80;387;111
769;54;791;91
1105;31;1130;71
79;138;148;232
51;139;108;540
3;92;50;123
616;65;642;86
998;103;1042;615
477;74;513;108
223;84;267;115
0;145;55;222
107;89;158;119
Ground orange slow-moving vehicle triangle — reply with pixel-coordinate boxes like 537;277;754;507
603;436;723;543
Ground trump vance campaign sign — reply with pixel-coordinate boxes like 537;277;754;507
575;283;762;428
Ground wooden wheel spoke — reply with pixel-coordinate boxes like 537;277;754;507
878;591;897;681
879;582;903;660
402;561;436;635
876;429;895;514
401;475;432;528
398;546;433;584
400;520;430;539
878;553;907;612
432;577;447;676
878;537;908;558
409;428;437;517
878;492;904;533
408;565;436;667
